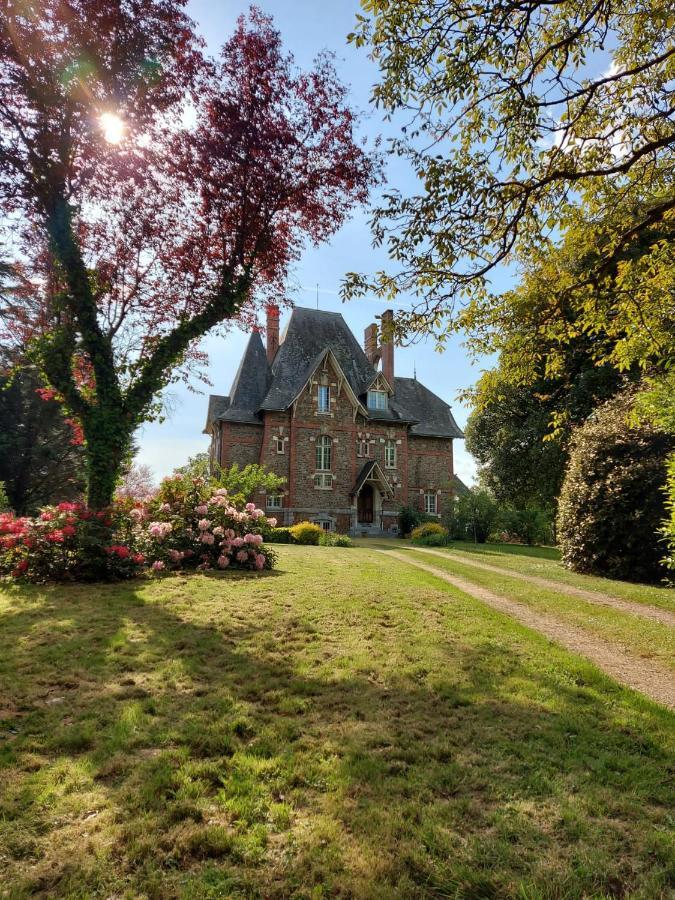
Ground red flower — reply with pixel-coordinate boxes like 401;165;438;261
132;553;145;564
62;525;76;537
12;559;29;576
46;530;65;543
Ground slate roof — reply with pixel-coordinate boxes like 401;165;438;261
351;460;394;498
261;308;376;411
219;332;271;425
452;474;471;496
206;308;464;440
203;394;230;433
392;377;464;439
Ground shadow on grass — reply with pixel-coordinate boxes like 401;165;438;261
0;570;672;898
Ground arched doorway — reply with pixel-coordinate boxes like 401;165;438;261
357;483;374;524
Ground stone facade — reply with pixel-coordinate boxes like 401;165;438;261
205;307;463;535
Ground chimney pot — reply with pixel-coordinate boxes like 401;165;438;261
380;309;395;385
266;304;280;363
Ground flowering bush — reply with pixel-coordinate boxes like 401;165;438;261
0;476;277;583
0;502;140;582
411;522;449;547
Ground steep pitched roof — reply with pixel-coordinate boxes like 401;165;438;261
261;308;376;410
207;307;464;440
393;377;464;439
219;332;271;425
452;474;471;496
203;394;230;434
351;460;394;498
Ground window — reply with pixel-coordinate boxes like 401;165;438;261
317;385;330;413
275;437;285;454
266;495;283;509
367;390;387;411
424;492;438;515
356;439;370;458
385;440;396;469
316;435;332;471
314;519;333;532
314;473;333;490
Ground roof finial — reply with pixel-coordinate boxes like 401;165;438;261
316;283;319;310
413;361;417;380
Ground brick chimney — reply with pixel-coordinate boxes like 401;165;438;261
266;304;280;363
364;322;379;365
380;309;395;385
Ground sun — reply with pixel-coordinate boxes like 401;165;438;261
100;112;125;145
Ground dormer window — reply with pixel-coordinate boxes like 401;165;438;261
367;390;388;411
317;385;330;413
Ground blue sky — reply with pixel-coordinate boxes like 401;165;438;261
135;0;506;487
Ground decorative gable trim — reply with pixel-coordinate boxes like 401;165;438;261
363;371;394;395
289;349;368;418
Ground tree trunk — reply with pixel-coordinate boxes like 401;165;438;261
83;407;132;510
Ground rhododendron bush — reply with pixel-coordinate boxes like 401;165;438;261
0;477;276;583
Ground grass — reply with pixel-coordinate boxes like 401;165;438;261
391;545;675;672
445;540;675;612
0;545;673;898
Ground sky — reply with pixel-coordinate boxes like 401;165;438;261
134;0;507;488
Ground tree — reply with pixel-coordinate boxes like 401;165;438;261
447;488;499;543
0;4;376;508
557;390;673;582
175;454;285;501
346;1;674;340
0;363;86;514
116;463;156;500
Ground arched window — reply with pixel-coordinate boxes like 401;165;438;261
316;435;332;471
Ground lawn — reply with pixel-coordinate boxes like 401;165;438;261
1;545;673;898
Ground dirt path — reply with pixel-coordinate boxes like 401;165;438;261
378;549;675;711
404;546;675;627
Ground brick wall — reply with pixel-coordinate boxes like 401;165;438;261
407;434;454;516
219;422;263;470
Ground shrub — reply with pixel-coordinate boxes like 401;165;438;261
264;527;295;544
411;522;449;546
289;521;323;545
494;504;554;546
0;482;9;513
557;391;673;583
0;477;278;583
445;488;498;543
318;531;353;547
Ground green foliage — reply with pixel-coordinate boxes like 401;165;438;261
0;364;86;514
557;392;673;583
263;527;295;544
446;489;499;544
0;482;9;512
411;522;449;547
493;504;554;547
318;532;353;548
175;455;285;504
347;1;675;343
398;504;435;537
289;521;323;545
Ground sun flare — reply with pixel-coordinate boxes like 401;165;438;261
100;112;125;144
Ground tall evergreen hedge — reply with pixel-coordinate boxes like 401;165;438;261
557;391;673;583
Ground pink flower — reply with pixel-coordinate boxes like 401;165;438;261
200;532;215;545
268;518;277;528
245;502;256;511
62;525;76;537
197;518;211;531
213;526;224;537
232;536;245;548
148;521;172;539
225;529;235;540
217;554;230;568
46;530;64;543
168;549;184;563
130;508;143;521
254;553;266;570
160;503;171;512
215;488;228;496
236;550;248;563
195;505;209;516
151;560;165;572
